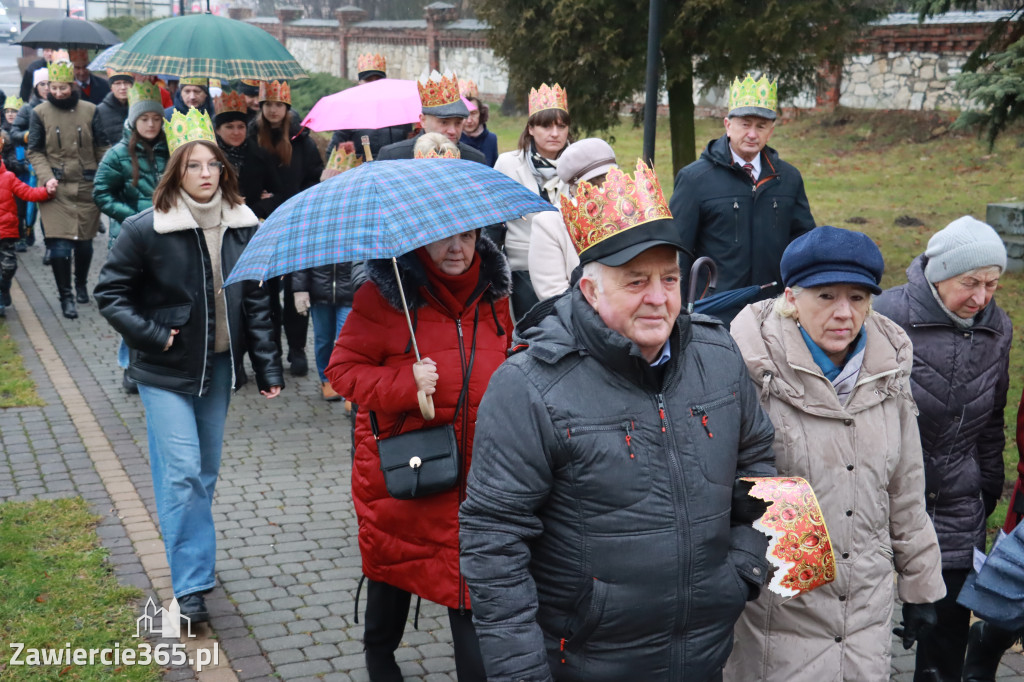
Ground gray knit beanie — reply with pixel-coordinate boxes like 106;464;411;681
923;216;1007;283
128;99;165;129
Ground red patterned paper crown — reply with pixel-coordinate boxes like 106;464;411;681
215;91;248;116
417;70;460;108
356;53;386;75
560;160;672;257
458;78;478;99
259;80;291;105
414;146;461;159
529;83;568;116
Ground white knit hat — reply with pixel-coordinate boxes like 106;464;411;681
924;216;1007;283
33;67;48;88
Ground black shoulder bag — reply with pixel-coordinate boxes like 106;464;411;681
369;308;478;500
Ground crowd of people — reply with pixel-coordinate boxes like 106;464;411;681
0;41;1021;682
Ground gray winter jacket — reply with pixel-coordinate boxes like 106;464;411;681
460;289;777;682
874;255;1011;569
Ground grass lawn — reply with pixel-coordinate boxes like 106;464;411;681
0;322;41;408
486;107;1024;537
0;497;160;681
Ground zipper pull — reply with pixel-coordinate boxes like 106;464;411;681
733;200;739;211
455;318;463;339
625;421;635;459
656;395;668;433
701;414;714;439
560;637;567;664
773;199;778;209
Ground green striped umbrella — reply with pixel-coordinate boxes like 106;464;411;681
104;13;308;81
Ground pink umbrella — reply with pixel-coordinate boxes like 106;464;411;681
302;78;476;131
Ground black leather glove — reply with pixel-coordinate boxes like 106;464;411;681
892;602;938;650
731;479;770;525
983;491;999;518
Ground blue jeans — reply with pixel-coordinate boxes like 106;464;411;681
137;352;232;598
310;303;351;383
117;338;129;369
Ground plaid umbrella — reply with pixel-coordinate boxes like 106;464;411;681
88;42;123;72
104;14;307;81
224;158;557;286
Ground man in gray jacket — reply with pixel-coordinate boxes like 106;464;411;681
460;162;777;682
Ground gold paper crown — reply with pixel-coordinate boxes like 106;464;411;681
326;143;362;172
164;107;216;154
240;79;260;88
214;91;248;116
179;77;208;87
259;80;291;105
414;146;460;159
560;159;672;257
417;70;460;109
458;78;478;99
356;53;386;75
528;83;568;116
728;74;778;115
106;70;134;80
4;96;23;111
47;60;74;84
127;82;161;108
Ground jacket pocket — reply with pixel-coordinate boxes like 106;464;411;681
689;389;740;485
150;302;192;327
136;303;193;370
563;418;649;510
564;578;609;653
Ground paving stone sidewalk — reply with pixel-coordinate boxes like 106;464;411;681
3;237;1023;681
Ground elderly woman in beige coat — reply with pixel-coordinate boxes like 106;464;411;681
725;226;945;682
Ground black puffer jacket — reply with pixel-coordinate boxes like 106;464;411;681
291;262;360;307
248;115;323;201
94;199;283;395
874;255;1011;569
95;91;128;147
670;135;815;318
460;289;776;682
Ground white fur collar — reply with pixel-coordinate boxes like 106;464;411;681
153;193;258;234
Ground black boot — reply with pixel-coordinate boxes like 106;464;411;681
963;621;1019;681
51;257;77;319
74;247;92;304
363;579;410;682
0;276;11;308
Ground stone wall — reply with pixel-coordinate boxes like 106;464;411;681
286;35;342;77
345;39;429;82
840;53;968;110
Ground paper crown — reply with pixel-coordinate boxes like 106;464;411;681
179;77;208;88
51;49;69;63
259;80;291;105
240;79;260;88
356;53;386;75
417;70;460;108
107;70;134;81
529;83;568;116
743;477;835;599
47;60;74;84
4;96;23;111
728;74;778;116
458;78;478;99
214;91;247;116
164;107;216;154
561;160;672;258
326;143;362;172
414;146;460;159
127;82;161;108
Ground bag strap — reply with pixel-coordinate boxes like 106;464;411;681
370;304;480;439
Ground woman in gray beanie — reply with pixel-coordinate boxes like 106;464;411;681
874;215;1012;681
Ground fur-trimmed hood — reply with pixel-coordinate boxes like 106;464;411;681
366;233;511;311
153;192;258;234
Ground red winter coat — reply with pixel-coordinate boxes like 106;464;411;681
0;161;50;239
326;236;512;610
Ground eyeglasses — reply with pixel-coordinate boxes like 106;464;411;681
185;161;224;174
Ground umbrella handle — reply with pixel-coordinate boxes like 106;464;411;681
362;135;373;162
417;390;435;421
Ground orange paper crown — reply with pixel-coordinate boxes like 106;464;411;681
356;53;386;74
529;83;568;116
259;80;291;105
414;146;461;159
458;78;478;99
417;70;461;108
215;91;248;116
560;160;672;257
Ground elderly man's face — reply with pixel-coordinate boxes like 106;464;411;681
71;59;90;84
181;85;206;109
581;245;681;362
421;114;464;144
723;115;775;163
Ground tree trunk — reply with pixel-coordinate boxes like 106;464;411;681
666;71;695;177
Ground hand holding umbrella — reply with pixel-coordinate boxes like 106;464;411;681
412;357;438;421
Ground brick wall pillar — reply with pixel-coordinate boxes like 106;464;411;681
815;60;842;111
336;6;368;82
276;6;304;44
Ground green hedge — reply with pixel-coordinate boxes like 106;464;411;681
290;72;354;118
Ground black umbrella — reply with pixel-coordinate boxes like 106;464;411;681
686;256;776;317
14;18;120;49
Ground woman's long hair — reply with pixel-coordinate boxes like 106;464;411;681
127;127;166;188
256;107;292;167
152;140;243;212
517;108;573;155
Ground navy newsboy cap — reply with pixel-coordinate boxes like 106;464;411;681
780;226;884;294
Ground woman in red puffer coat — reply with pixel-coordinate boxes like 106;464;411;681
0;145;54;316
326;230;511;682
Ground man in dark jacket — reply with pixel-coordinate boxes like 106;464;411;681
95;72;134;145
69;49;111;106
874;215;1012;682
19;48;52;101
670;74;815;324
164;78;214;120
460;162;776;682
377;70;486;163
